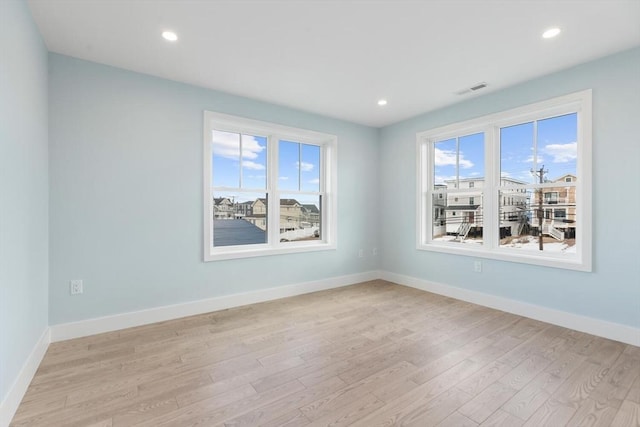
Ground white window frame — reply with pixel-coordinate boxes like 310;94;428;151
204;111;337;261
416;90;592;271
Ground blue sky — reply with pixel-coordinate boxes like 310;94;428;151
501;113;577;183
434;132;485;186
211;131;320;206
278;140;320;193
434;113;577;186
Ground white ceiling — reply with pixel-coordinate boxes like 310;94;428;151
28;0;640;128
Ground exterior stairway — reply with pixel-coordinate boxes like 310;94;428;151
543;224;565;241
456;221;472;241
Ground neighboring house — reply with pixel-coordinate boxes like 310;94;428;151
443;178;528;239
246;198;317;233
432;184;447;237
235;201;253;218
302;204;321;226
247;198;268;230
279;199;306;232
531;174;577;239
213;197;234;219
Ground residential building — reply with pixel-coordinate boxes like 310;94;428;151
235;200;254;218
213;197;234;219
432;184;447;236
302;203;320;225
247;198;314;233
443;178;528;238
531;174;577;239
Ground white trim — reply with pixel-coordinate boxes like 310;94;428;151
204;111;338;262
201;242;337;262
381;271;640;347
416;89;592;272
0;328;50;427
51;268;636;345
50;271;380;342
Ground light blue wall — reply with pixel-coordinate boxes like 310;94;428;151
48;54;380;324
0;0;49;404
379;47;640;328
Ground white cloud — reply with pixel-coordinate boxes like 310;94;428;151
279;176;289;180
525;155;545;164
296;161;314;172
308;178;320;184
434;148;473;169
212;130;265;161
242;160;265;171
544;142;577;163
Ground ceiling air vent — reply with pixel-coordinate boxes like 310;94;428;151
455;82;488;95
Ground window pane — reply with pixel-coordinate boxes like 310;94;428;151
432;191;483;245
212;192;267;247
279;194;321;242
537;113;577;180
458;133;484;181
500;122;535;184
278;140;299;191
499;188;576;255
212;131;267;189
241;134;267;189
434;138;456;188
300;144;321;192
212;130;240;188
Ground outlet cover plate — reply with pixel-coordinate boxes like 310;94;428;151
70;279;83;295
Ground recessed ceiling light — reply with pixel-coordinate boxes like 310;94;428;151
162;31;178;42
542;27;561;39
377;99;388;106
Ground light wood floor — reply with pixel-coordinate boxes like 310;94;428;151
11;280;640;427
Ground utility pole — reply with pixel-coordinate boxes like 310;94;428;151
531;166;548;251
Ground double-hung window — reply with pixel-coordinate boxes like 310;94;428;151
417;90;592;271
204;112;337;261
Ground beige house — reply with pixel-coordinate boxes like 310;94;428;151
247;198;313;232
213;197;234;219
531;174;577;239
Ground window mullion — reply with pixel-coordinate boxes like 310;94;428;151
239;134;243;188
420;140;430;245
532;120;538;174
455;137;460;187
485;125;498;250
268;135;279;247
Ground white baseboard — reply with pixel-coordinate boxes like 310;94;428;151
0;328;50;427
50;270;382;342
381;271;640;347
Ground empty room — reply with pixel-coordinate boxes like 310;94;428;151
2;0;639;426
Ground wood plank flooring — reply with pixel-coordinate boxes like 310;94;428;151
11;280;640;426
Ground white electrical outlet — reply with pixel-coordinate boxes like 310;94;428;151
474;261;482;273
70;279;83;295
358;249;364;258
372;247;378;256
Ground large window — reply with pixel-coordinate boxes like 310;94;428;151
417;90;592;271
204;112;337;261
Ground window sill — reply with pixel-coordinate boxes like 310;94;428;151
417;243;591;272
205;241;337;262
